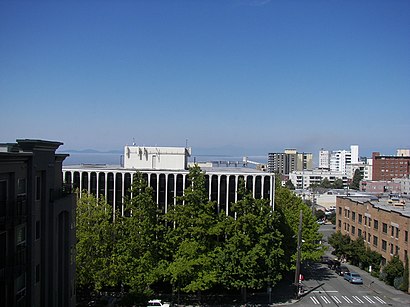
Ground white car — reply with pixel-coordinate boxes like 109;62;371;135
147;299;170;307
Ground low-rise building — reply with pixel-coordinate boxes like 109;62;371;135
336;195;410;292
288;169;349;190
63;145;275;218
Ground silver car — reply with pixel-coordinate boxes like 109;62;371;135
344;272;363;284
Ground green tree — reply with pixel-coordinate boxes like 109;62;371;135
164;165;223;294
275;184;324;271
382;256;404;286
285;179;295;190
333;179;344;189
328;231;351;259
350;169;362;190
76;192;119;292
216;180;285;301
114;172;165;297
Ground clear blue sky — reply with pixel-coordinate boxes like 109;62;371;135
1;0;409;158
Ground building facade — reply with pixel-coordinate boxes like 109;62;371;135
0;140;76;307
63;145;275;218
267;149;312;174
336;195;410;291
372;152;410;181
288;169;349;190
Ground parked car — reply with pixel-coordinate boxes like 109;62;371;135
321;256;330;264
147;299;170;307
344;272;363;284
335;265;350;276
328;259;341;269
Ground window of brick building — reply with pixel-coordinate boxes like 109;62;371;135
358;229;362;237
373;236;378;247
352;212;356;221
383;223;387;234
374;219;378;230
405;231;408;242
382;240;387;251
358;214;362;224
352;226;355;235
396;228;400;239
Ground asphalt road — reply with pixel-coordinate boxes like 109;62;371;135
291;224;410;307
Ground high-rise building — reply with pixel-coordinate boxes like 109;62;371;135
0;140;76;307
319;149;330;170
267;149;312;174
325;145;359;174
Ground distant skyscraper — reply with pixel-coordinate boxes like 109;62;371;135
328;145;359;174
319;149;330;169
267;149;312;174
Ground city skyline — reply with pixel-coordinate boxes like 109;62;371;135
1;0;409;158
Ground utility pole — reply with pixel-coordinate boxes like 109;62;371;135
294;209;303;298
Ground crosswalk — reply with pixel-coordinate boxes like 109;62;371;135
309;295;387;305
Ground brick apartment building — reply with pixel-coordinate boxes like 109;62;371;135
0;140;76;307
336;195;410;291
372;152;410;181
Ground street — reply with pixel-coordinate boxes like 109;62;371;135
292;224;410;306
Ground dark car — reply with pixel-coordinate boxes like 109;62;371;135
328;259;341;269
335;265;350;276
321;256;330;264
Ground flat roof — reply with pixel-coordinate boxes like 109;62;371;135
341;196;410;218
62;164;270;175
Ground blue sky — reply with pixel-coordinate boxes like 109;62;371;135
1;0;409;159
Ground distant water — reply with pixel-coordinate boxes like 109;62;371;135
63;152;268;167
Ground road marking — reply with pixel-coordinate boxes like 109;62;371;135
373;296;387;304
363;296;375;304
331;296;342;304
310;296;320;304
321;296;331;304
342;295;353;303
352;295;364;303
312;290;339;293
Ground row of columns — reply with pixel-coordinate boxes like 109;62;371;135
63;169;275;217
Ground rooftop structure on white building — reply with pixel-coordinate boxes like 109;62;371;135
63;144;275;218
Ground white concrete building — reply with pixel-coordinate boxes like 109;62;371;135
63;145;275;218
124;145;191;170
319;149;330;169
289;169;349;190
319;145;359;174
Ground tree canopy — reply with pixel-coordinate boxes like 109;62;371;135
76;166;324;304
